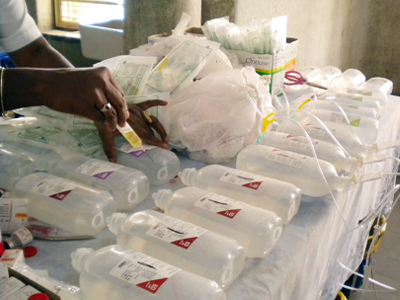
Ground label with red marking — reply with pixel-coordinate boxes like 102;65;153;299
109;251;181;294
146;216;207;249
31;177;77;201
219;169;264;190
194;192;247;219
75;159;124;180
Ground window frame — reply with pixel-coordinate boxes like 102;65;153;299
54;0;123;30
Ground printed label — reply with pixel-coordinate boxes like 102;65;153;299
113;62;149;96
31;177;78;201
146;216;207;249
267;149;306;169
304;123;332;138
219;169;264;190
109;251;181;294
281;134;319;152
13;227;33;246
327;112;360;127
0;198;28;233
75;159;124;180
194;192;247;219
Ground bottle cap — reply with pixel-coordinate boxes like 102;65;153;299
28;293;49;300
23;246;38;258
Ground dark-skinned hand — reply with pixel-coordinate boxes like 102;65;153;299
96;100;169;163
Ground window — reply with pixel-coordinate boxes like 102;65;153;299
54;0;124;30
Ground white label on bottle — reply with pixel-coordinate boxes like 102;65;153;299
281;134;319;152
146;216;207;249
31;177;78;201
304;123;332;138
109;251;181;294
13;227;33;246
327;112;360;127
75;159;124;180
0;198;28;233
267;149;306;169
194;192;247;219
219;169;264;190
117;143;155;157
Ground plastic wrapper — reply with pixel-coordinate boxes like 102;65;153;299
94;55;157;96
158;66;275;163
11;262;86;300
202;16;287;54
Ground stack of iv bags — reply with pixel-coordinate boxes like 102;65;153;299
240;66;395;198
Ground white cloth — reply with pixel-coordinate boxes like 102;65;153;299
0;0;41;53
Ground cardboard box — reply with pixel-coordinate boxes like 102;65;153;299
226;38;299;93
7;268;61;300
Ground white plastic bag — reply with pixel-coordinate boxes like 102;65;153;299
159;66;275;163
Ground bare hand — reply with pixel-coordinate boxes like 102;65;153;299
42;67;129;131
97;100;169;162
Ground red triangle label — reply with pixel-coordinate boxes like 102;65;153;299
217;209;241;219
136;278;168;294
242;181;262;190
171;237;197;249
49;190;71;201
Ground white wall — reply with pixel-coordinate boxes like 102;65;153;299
202;0;400;94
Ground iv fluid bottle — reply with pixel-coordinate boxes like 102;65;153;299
0;147;36;191
236;145;354;198
100;137;180;186
311;109;379;132
306;117;377;147
275;119;375;158
331;68;366;88
259;131;359;174
313;100;378;120
152;187;282;258
11;172;116;236
70;245;226;300
51;156;149;211
360;77;393;95
179;165;300;224
2;141;150;211
106;210;245;289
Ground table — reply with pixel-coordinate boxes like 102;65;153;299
17;95;400;300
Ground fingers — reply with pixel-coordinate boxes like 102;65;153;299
96;122;118;163
136;100;168;111
100;102;118;132
101;69;129;126
142;110;169;146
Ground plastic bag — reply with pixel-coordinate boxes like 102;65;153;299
158;66;275;163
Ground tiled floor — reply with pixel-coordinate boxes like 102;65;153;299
348;192;400;300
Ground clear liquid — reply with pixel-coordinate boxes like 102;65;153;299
12;173;116;236
186;165;301;224
161;187;283;258
78;245;226;300
113;210;245;289
53;156;149;211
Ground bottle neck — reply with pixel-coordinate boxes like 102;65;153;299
178;168;196;186
106;213;127;235
152;189;173;211
71;248;94;273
